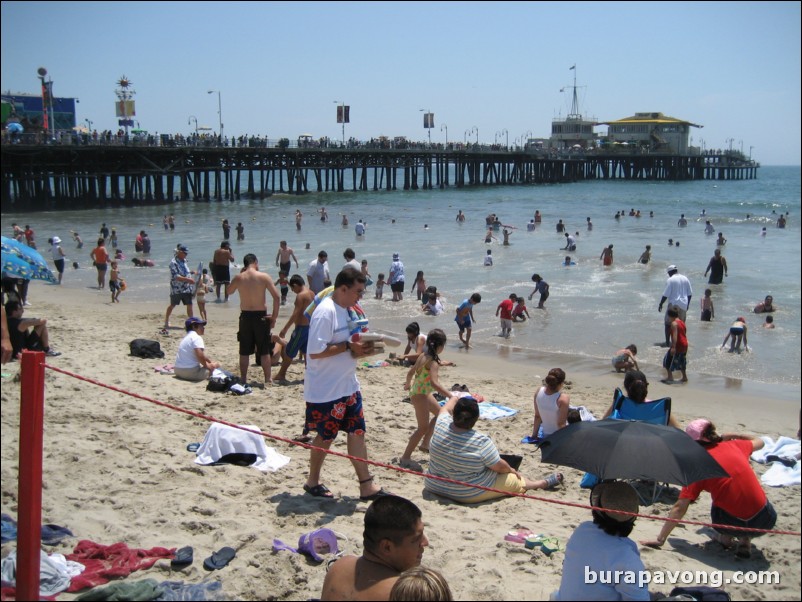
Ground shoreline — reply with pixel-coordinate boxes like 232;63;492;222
1;286;800;600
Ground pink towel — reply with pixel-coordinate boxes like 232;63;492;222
65;540;175;592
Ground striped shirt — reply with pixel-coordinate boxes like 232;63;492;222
425;414;500;501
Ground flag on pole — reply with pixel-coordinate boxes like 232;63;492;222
569;64;576;70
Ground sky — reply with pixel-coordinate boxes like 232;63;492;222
2;1;800;165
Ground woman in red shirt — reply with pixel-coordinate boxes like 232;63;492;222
90;238;110;289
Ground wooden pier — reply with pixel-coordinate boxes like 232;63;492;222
0;144;759;210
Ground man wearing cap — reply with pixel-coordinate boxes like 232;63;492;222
642;419;776;559
50;236;66;284
557;481;648;601
212;241;235;302
174;317;220;381
307;251;330;294
164;245;195;330
658;265;692;347
388;253;405;302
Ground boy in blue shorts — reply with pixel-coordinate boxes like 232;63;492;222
455;293;481;349
274;275;316;383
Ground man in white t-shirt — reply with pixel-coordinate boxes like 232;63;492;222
658;265;693;347
342;247;361;272
302;267;385;501
174;317;221;381
307;250;330;294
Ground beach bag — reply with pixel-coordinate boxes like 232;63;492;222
272;528;341;563
207;368;237;392
668;586;731;601
129;339;165;359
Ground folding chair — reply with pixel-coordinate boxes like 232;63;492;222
610;388;673;505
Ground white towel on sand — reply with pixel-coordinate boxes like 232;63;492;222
195;423;290;473
751;436;800;487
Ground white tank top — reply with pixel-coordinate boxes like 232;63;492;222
536;387;563;436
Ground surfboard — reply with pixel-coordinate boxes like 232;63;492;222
192;261;203;298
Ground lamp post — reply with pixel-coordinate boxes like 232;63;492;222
472;126;478;145
420;108;433;145
749;146;754;161
188;115;198;136
522;130;532;150
36;67;55;139
441;124;448;147
333;100;347;145
500;128;508;149
207;90;223;145
85;118;93;132
739;140;743;155
726;138;734;153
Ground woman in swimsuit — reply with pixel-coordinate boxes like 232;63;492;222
401;329;452;468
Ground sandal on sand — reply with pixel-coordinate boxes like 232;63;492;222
171;546;194;567
304;483;334;498
203;546;236;571
359;488;390;502
544;473;564;489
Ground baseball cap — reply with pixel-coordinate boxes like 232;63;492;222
177;244;189;254
685;418;713;442
185;316;207;331
666;264;677;273
590;482;639;522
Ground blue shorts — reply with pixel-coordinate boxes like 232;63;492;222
285;325;309;359
663;350;687;372
304;392;366;441
711;501;776;538
455;315;472;331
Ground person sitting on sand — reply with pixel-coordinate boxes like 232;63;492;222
601;370;681;429
641;419;776;559
611;345;638;373
753;295;775;314
174;317;220;382
530;368;570;440
322;496;428;601
4;300;61;358
401;322;427;365
557;481;649;601
425;394;562;503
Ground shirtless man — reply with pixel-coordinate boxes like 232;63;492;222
321;496;428;601
275;240;299;276
227;253;281;384
274;275;315;383
212;241;235;302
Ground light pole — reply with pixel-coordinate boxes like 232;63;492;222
522;130;532;149
85;118;93;132
188;115;198;136
749;146;754;161
500;128;508;149
472;126;478;145
208;90;223;144
739;140;743;155
36;67;55;139
726;138;734;153
441;124;448;146
333;100;347;145
420;108;433;145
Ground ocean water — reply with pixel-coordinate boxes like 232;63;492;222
4;166;800;388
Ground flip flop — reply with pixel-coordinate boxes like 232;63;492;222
203;546;236;571
304;483;334;498
171;545;194;567
544;473;563;489
359;488;390;502
186;443;200;453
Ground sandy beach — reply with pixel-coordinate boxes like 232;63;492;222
1;284;800;600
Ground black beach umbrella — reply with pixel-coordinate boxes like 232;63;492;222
537;419;728;486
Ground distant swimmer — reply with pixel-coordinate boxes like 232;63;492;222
563;233;576;251
527;219;535;232
456;210;466;222
534;210;542;224
484;228;497;244
563;256;576;266
716;232;727;246
638;245;651;264
678;214;688;227
556;219;565;233
586;217;593;231
600;244;614;266
704;220;714;235
777;214;787;228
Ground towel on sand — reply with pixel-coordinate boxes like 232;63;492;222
65;540;175;592
194;423;290;473
751;436;801;487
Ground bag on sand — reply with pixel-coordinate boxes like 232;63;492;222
207;368;238;392
129;339;165;359
667;586;731;601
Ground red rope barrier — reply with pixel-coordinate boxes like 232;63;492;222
40;361;801;537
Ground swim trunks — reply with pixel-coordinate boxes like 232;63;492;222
213;264;231;284
285;325;309;359
238;310;272;357
304;392;366;441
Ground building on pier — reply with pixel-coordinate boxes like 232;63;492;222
599;112;701;154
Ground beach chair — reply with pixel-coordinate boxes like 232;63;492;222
610;388;672;505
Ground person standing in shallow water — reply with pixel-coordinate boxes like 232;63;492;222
704;249;728;285
600;244;614;266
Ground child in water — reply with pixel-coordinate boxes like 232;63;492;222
721;317;749;353
109;261;123;303
413;271;427;301
701;289;715;322
375;273;386;299
277;270;289;306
